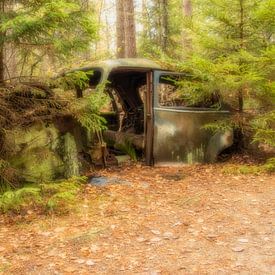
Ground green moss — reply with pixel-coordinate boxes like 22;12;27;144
6;124;61;153
63;133;80;178
4;124;88;183
9;148;64;183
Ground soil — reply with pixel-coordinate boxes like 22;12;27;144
0;163;274;274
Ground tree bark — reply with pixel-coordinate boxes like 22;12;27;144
116;0;126;58
160;0;168;52
0;44;4;84
238;0;244;113
182;0;192;51
183;0;192;16
124;0;136;58
0;1;5;84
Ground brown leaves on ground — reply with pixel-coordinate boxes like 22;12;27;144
0;163;274;274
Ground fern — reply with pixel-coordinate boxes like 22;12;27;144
54;70;94;91
0;187;42;213
202;119;237;134
73;82;110;133
263;158;275;173
46;191;76;214
0;176;86;214
251;111;275;148
116;139;137;161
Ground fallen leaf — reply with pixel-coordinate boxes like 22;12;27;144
86;259;95;266
151;230;161;235
150;237;162;243
163;232;173;239
137;237;146;242
74;259;85;264
232;246;245;252
238;238;249;243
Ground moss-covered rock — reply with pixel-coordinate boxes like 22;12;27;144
6;124;65;182
6;124;61;154
9;148;64;183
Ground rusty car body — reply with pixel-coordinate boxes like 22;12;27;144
72;58;233;166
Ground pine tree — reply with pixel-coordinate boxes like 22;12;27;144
0;0;98;83
116;0;125;58
176;0;275;148
116;0;136;58
124;0;137;57
139;0;184;58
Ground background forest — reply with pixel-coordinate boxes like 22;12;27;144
1;0;274;140
0;2;274;272
0;0;274;196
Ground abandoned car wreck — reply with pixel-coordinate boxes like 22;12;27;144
71;58;233;166
1;58;234;183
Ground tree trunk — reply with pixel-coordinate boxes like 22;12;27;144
235;0;245;150
141;0;150;40
183;0;192;16
124;0;136;58
182;0;192;51
116;0;126;58
0;1;5;84
0;44;4;84
160;0;168;52
238;0;244;113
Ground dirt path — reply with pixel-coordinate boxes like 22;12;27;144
0;164;274;274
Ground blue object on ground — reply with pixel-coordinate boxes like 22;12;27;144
89;176;132;186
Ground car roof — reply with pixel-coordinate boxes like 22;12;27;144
70;58;162;73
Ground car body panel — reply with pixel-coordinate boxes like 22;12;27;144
68;59;233;165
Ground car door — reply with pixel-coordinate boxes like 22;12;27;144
152;70;232;165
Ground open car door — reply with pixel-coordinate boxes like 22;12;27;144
152;70;233;165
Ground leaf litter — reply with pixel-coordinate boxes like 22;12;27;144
0;163;274;274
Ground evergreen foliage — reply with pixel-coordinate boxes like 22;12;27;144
174;0;275;148
0;0;98;79
139;0;183;58
71;82;110;133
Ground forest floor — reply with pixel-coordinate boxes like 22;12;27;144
0;161;274;274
